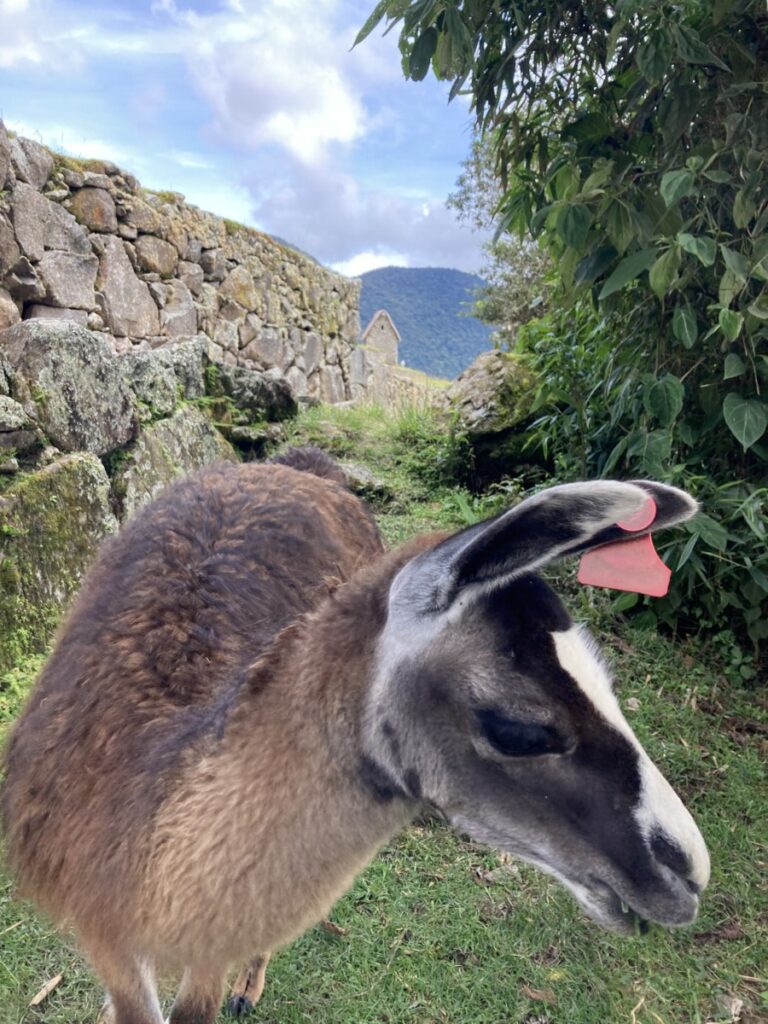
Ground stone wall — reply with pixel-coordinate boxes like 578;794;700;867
0;319;296;673
0;120;360;403
350;343;448;407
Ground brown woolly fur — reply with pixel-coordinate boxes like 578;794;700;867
1;452;432;1022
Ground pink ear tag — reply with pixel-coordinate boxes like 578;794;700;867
577;497;671;598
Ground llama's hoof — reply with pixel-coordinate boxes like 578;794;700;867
226;995;254;1017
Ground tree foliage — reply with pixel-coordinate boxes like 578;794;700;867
358;0;768;658
448;139;552;344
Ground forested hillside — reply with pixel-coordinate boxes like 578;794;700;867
359;266;494;379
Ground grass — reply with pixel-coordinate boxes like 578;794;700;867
0;403;766;1024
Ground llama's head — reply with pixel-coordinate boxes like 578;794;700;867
364;481;709;933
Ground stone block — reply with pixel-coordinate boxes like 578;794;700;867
69;186;118;233
178;259;203;296
0;287;20;330
304;332;322;375
0;213;21;277
160;280;197;338
96;236;160;337
12;183;91;261
220;265;258;310
37;251;98;310
25;304;88;326
135;234;178;277
318;364;346;404
3;256;45;302
241;328;284;370
125;198;161;234
0;120;12;188
200;248;226;282
9;135;53;190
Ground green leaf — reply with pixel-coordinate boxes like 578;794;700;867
720;245;750;283
747;294;768;320
574;246;616;287
605;201;635;253
723;392;768;449
582;158;614;193
649;247;681;299
690;513;729;551
724;353;747;379
639;430;673;476
673;305;698;348
644;373;684;426
660;169;695;208
733;188;756;229
637;30;674;82
719;268;741;306
673;24;731;72
719;307;743;341
703;168;732;183
557;204;591;250
408;26;438;80
678;232;716;267
353;0;390;46
598;248;657;299
677;532;699;570
613;591;640;613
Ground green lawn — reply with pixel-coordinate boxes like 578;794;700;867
1;404;766;1024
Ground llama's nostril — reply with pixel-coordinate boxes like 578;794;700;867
650;831;693;883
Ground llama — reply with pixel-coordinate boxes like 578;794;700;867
2;448;710;1024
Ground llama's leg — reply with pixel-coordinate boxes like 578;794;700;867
88;951;163;1024
226;954;271;1017
168;968;227;1024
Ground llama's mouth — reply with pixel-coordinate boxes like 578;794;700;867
586;878;650;935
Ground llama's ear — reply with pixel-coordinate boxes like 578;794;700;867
389;480;697;615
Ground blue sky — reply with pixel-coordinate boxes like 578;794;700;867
0;0;487;275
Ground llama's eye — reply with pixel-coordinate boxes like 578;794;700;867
476;708;567;757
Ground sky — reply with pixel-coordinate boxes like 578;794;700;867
0;0;488;276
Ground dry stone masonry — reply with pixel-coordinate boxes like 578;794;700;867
0;119;360;404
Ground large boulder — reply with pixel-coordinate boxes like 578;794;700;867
444;349;537;436
210;363;297;423
119;347;179;420
0;453;118;672
111;405;238;521
0;319;138;455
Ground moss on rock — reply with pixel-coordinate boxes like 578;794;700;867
0;453;118;674
111;405;238;522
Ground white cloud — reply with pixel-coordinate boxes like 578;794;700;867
249;159;485;273
0;0;86;69
332;250;409;277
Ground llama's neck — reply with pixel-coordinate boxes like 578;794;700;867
145;536;443;966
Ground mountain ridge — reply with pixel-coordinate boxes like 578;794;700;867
359;266;494;379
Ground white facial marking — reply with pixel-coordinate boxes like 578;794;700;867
553;626;710;890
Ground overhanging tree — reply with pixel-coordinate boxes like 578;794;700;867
358;0;768;655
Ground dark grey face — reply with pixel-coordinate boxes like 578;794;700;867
364;481;710;934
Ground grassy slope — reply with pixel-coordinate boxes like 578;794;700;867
1;404;766;1024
